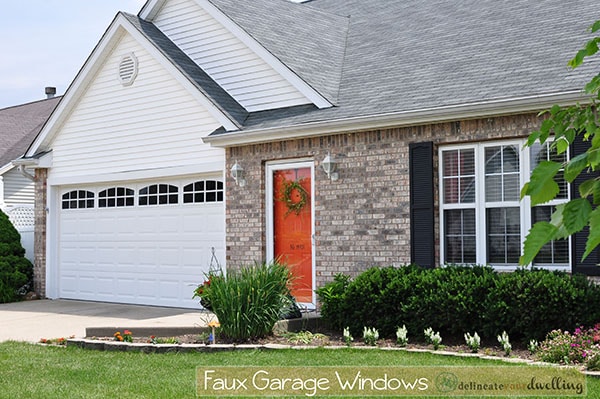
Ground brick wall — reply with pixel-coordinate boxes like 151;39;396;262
226;112;542;288
33;168;47;297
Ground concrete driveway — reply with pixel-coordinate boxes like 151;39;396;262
0;299;207;343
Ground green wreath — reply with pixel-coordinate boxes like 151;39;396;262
279;178;309;216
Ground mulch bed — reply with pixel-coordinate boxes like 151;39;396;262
87;331;535;361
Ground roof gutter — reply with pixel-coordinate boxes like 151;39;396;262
203;90;591;147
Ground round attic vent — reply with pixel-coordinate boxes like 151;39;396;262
118;53;138;86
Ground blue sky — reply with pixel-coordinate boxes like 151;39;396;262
0;0;147;109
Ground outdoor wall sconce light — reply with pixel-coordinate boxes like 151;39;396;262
321;152;339;181
230;161;246;187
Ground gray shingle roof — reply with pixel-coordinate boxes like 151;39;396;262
0;97;60;168
122;12;248;127
204;0;599;134
207;0;349;105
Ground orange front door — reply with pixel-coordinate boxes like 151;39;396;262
272;167;313;303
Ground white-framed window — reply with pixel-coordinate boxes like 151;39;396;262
439;139;570;269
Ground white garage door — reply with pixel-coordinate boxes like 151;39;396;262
57;178;225;308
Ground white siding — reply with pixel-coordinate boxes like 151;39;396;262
49;33;224;182
153;0;311;112
3;168;34;206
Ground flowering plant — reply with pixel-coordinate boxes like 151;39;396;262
114;330;133;343
497;331;511;356
343;327;354;347
396;325;408;347
464;332;480;353
39;336;73;346
193;273;221;310
424;327;442;350
528;339;539;354
363;327;379;346
537;324;600;369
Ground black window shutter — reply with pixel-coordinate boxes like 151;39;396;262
571;135;600;275
409;142;435;268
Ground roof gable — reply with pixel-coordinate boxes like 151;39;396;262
27;12;242;157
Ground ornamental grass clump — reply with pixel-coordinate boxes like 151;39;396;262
199;261;293;341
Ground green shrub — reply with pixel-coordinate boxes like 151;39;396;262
0;210;33;303
202;261;293;341
315;273;350;331
317;265;600;342
483;269;600;340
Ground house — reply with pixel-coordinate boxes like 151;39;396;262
18;0;599;309
0;93;60;261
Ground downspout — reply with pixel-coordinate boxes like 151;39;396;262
17;165;36;181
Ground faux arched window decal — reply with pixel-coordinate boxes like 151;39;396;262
183;180;223;203
139;184;178;206
62;190;94;209
99;187;135;208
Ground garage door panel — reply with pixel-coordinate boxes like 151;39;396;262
78;276;97;295
58;180;224;308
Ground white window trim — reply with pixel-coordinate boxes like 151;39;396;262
439;139;570;271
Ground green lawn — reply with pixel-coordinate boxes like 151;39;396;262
0;341;597;398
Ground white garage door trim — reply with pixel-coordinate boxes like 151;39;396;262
56;176;225;308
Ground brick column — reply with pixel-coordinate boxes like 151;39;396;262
33;168;48;297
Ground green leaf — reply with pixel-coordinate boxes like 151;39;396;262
555;136;570;154
565;152;589;182
550;203;570;239
589;147;600;168
562;198;592;234
585;38;599;57
591;20;600;33
540;118;554;136
584;74;600;94
520;222;559;266
578;178;597;199
521;161;562;205
593;181;600;205
569;49;587;68
583;207;600;260
525;130;541;147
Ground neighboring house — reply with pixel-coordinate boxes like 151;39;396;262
17;0;600;308
0;95;60;262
